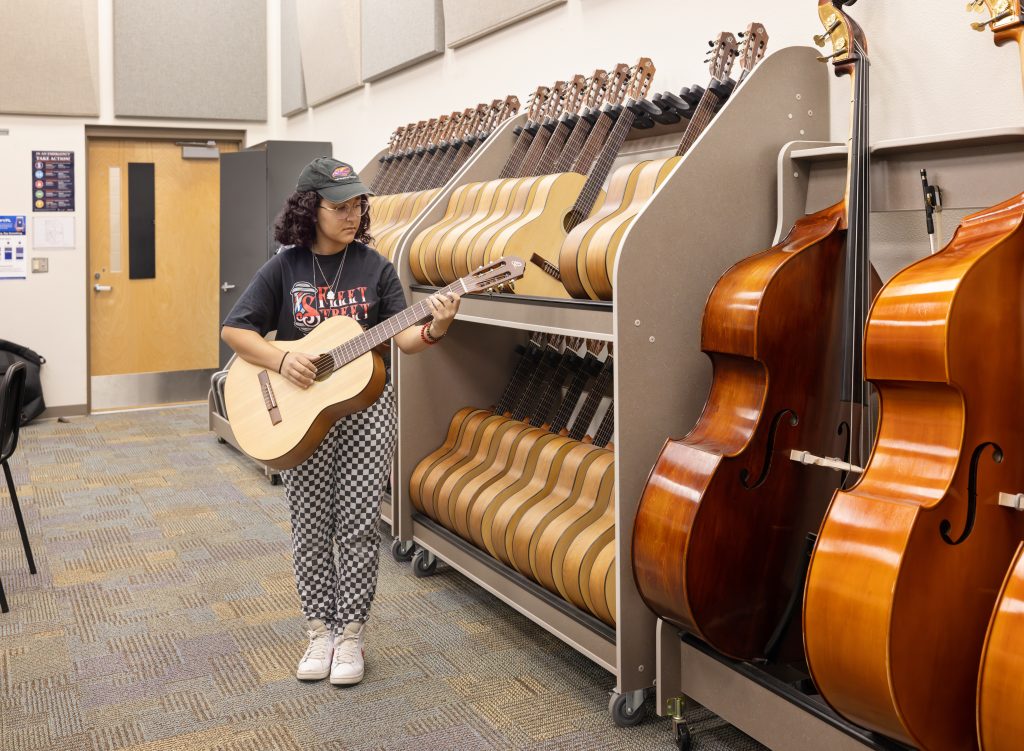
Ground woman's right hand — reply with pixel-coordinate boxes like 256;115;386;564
280;351;318;389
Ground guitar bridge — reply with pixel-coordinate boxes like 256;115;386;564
257;370;282;425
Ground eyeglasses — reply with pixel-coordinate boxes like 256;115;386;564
319;199;370;218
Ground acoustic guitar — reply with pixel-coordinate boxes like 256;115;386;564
224;257;525;470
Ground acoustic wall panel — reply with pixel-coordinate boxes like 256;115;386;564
281;0;307;117
361;0;444;83
442;0;566;48
0;0;99;116
296;0;362;106
113;0;267;121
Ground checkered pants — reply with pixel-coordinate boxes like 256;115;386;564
280;381;397;630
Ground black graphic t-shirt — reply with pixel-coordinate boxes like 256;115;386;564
222;243;409;359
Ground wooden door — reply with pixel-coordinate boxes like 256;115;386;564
87;138;237;406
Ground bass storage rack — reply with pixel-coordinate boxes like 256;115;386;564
358;46;829;721
654;128;1024;747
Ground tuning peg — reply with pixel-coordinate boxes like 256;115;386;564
972;9;1012;29
738;31;746;38
817;50;846;63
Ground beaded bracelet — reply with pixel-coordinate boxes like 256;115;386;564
420;322;445;345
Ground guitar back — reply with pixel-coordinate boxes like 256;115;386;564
224;314;386;470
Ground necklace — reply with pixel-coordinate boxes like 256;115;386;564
311;247;347;301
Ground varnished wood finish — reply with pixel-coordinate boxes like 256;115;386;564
632;204;849;659
978;542;1024;751
804;193;1024;751
224;315;387;470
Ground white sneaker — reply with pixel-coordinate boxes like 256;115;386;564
330;622;365;685
296;619;334;681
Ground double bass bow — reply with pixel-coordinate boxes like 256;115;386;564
632;0;874;661
804;3;1024;749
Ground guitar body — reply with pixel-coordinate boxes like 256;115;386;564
588;540;616;625
224;314;387;470
428;412;521;530
803;193;1024;751
531;450;614;591
558;462;615;606
446;418;538;539
486;433;581;565
447;178;524;281
415;409;499;522
978;542;1024;751
587;156;678;300
466;175;550;278
488;172;591;298
559;161;650;298
632;204;849;660
409;407;487;514
377;189;438;261
508;442;607;577
411;181;482;285
433;178;513;284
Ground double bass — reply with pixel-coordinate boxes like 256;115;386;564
632;0;874;661
804;3;1024;750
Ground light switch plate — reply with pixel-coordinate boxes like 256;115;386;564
31;257;48;273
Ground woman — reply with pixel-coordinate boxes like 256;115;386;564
221;157;460;686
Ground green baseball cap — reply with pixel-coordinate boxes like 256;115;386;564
296;157;374;203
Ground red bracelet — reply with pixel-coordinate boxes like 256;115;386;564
420;322;444;345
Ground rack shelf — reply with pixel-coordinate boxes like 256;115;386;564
384;44;832;707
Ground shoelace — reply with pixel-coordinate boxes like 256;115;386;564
333;637;362;666
302;630;331;663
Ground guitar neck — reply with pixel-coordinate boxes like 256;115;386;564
494;344;541;415
552;115;594;173
529;350;579;427
535;117;574;175
323;278;467;370
511;348;559;421
593;398;615;447
675;81;722;157
569;108;616;175
567;358;614;440
549;353;597;433
499;124;539;179
567;104;637;231
518;123;556;177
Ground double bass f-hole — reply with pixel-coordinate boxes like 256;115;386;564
739;409;799;490
941;441;1004;546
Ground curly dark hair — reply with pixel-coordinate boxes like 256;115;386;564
272;191;374;249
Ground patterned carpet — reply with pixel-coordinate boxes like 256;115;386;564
0;405;765;751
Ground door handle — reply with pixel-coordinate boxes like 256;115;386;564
221;282;236;292
93;284;112;292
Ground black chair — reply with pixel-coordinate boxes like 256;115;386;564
0;362;36;613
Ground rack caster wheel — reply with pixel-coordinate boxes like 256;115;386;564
411;548;437;578
390;538;415;563
270;474;282;486
609;688;648;727
216;437;227;444
673;722;692;751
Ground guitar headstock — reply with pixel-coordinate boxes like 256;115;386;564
584;69;609;108
585;339;605;357
501;94;521;118
815;0;868;77
737;23;770;80
705;32;739;83
565;336;585;353
525;86;552;123
545;80;569;119
562;74;589;114
968;0;1023;42
464;256;527;293
604;63;633;106
626;57;657;100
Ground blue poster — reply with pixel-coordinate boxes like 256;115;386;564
0;215;26;235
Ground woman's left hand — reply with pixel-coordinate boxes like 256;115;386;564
426;290;461;336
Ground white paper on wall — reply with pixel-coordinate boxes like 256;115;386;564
33;215;76;250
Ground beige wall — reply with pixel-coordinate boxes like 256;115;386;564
2;0;1023;410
